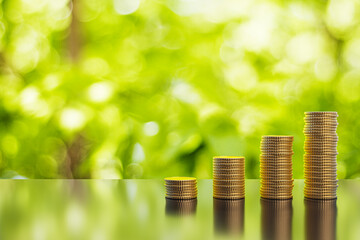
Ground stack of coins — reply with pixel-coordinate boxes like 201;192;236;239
303;112;338;199
260;136;294;199
164;177;197;200
213;156;245;199
165;198;197;215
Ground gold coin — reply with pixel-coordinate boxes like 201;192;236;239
165;190;197;194
261;135;294;140
213;175;245;179
304;172;337;177
213;169;244;173
260;191;293;196
260;171;293;175
260;179;294;184
214;168;244;173
260;169;293;174
213;192;245;195
214;185;245;190
305;135;338;139
304;118;338;122
304;176;337;180
260;161;293;165
304;126;338;130
260;141;294;144
213;162;245;166
213;165;244;170
260;184;294;189
305;111;338;115
166;192;198;196
213;156;245;159
260;155;294;159
260;176;293;181
213;179;244;183
304;195;336;200
304;169;337;174
213;161;245;165
260;195;292;200
165;177;196;181
304;188;337;193
304;190;337;195
213;172;245;175
303;160;337;165
213;175;244;180
165;188;197;193
166;196;197;200
214;189;245;194
213;195;245;198
304;156;338;160
304;189;337;194
304;138;338;143
213;157;245;163
260;150;294;154
260;146;293;150
260;189;293;194
165;186;197;190
305;183;338;188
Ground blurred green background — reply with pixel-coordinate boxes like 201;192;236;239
0;0;359;179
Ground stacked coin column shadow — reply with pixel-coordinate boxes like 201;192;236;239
213;156;245;199
305;199;337;240
303;112;338;199
165;198;197;216
261;198;293;240
213;198;244;236
260;136;294;200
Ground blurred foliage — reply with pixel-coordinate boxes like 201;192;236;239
0;0;359;179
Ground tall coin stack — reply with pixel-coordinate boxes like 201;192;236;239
213;156;245;199
260;136;294;199
304;111;338;199
165;177;197;200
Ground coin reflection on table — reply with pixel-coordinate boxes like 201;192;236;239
305;198;337;240
165;198;197;216
213;198;244;236
261;198;293;240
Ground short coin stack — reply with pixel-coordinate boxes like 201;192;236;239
213;156;245;199
260;136;294;199
303;111;338;199
164;177;197;200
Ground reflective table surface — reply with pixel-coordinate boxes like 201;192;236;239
0;180;359;240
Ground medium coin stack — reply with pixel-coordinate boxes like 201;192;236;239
164;177;197;200
260;136;294;200
304;112;338;199
213;156;245;199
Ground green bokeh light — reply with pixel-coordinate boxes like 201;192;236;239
0;0;359;179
